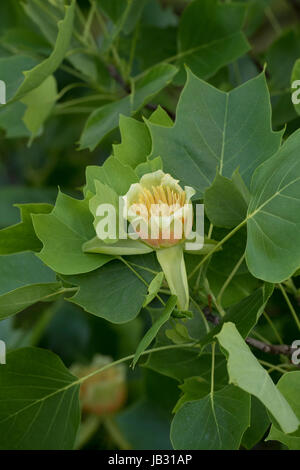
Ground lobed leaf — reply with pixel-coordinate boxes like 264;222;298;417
149;70;282;197
32;191;112;275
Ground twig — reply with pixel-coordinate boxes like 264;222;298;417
245;337;295;357
202;304;296;358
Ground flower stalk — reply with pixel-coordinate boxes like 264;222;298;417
156;243;189;311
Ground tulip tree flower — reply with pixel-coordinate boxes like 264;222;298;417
83;170;196;312
124;170;195;311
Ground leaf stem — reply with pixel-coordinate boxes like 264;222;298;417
124;261;160;276
75;415;101;449
210;342;216;395
56;94;116;109
29;300;62;347
104;417;131;450
127;24;139;79
278;283;300;332
217;253;245;306
194;223;214;290
262;311;283;345
190;296;210;333
83;0;96;43
92;1;125;79
259;359;288;375
77;342;200;386
204;278;226;317
188;219;246;280
119;256;166;306
265;6;282;35
56;83;92;101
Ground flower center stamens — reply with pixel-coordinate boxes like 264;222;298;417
137;185;186;219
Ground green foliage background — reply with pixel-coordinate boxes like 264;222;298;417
1;0;300;451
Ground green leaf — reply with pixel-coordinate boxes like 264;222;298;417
133;24;177;70
231;168;251;204
0;72;57;139
0;203;53;255
116;399;172;450
23;0;108;83
0;27;51;56
113;106;170;176
0;186;57;228
0;102;31;138
149;105;173;126
216;322;299;434
266;372;300;450
135;156;163;179
85;157;138;196
149;70;282;197
121;0;148;35
184;237;220;255
178;0;250;80
242;396;270;450
0;347;80;450
113;115;151;168
133;295;177;368
171;385;250;450
204;171;248;228
272;91;297;128
89;180;120;244
267;29;300;90
12;0;75;102
246;129;300;282
83;237;153;255
147;346;228;383
204;229;259;308
21;75;57;138
221;284;273;338
100;108;168;178
142;0;178;29
143;271;164;307
165;322;192;345
32;191;112;275
62;257;155;323
79;63;178;150
267;30;300;124
0;252;62;320
0;55;39;102
173;377;210;413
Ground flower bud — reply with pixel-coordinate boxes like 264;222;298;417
71;355;127;416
